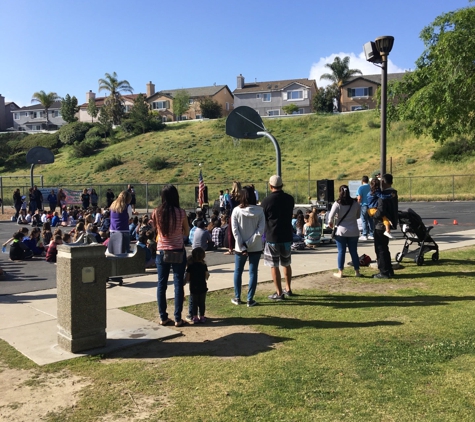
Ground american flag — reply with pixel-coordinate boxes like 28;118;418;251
198;169;205;207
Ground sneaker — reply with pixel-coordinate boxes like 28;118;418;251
268;293;284;301
199;316;207;323
368;235;374;240
192;316;199;324
282;289;294;297
231;298;242;305
384;232;395;239
247;299;258;307
359;235;368;241
184;315;194;323
333;273;343;278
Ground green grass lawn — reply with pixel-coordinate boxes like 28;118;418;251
2;247;475;421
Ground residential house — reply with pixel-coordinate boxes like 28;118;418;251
11;101;66;131
146;82;234;122
78;91;142;123
340;72;407;112
0;94;20;131
232;74;317;117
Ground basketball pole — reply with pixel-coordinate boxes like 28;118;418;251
256;131;281;177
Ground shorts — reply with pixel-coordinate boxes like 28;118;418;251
264;242;292;268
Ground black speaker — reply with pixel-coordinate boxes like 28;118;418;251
316;179;334;203
194;186;208;203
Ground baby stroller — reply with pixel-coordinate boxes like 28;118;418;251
395;208;439;266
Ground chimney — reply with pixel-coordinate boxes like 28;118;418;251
86;90;96;102
146;81;155;97
237;74;245;89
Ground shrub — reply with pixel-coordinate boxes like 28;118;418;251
337;173;348;180
431;137;475;162
58;122;93;145
85;125;107;139
406;157;417;164
95;155;123;172
367;120;381;129
69;140;95;158
147;156;169;171
9;132;60;153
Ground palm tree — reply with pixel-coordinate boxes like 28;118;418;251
31;90;60;129
98;72;134;125
320;56;362;112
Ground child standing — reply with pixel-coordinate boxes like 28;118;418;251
367;178;395;239
185;247;209;324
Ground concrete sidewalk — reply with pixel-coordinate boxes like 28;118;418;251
0;229;474;365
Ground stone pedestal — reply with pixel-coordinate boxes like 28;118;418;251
56;244;110;353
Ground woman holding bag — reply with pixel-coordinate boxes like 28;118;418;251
152;185;190;327
328;185;361;278
231;185;265;307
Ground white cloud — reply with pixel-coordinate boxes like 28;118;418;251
309;52;406;87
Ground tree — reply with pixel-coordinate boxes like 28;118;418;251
60;94;79;124
128;94;152;133
199;97;222;119
87;99;99;123
282;104;299;115
98;72;133;125
172;90;190;121
320;56;362;112
313;86;339;113
97;104;113;136
388;5;475;143
31;90;60;129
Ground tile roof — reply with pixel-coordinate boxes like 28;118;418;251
342;72;408;87
155;85;230;99
78;94;143;108
233;78;316;94
17;101;62;111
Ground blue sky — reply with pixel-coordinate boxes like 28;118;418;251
0;0;470;107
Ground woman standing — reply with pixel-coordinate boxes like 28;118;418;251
90;188;99;208
224;180;241;255
108;190;132;254
328;185;361;278
13;189;22;220
81;188;90;210
47;189;57;212
231;185;265;307
152;185;190;327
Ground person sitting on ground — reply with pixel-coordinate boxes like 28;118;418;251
86;223;102;243
367;178;395;239
51;211;60;227
23;227;45;256
42;222;53;246
188;218;200;246
100;210;111;232
192;220;214;251
9;231;33;261
94;207;102;226
73;222;86;243
17;210;28;225
303;210;322;247
62;232;72;244
137;233;154;268
145;229;157;263
211;219;224;248
46;235;63;263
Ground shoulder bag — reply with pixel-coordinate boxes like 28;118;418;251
331;202;353;239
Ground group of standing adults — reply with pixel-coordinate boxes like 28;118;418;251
329;173;398;279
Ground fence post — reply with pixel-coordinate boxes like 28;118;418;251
146;182;149;214
41;175;44;187
409;177;412;202
452;175;455;201
0;176;3;214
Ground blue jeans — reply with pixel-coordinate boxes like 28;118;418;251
360;205;374;237
335;235;360;271
156;250;186;322
233;252;261;302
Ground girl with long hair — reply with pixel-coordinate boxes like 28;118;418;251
152;184;190;327
327;185;361;278
108;190;132;253
224;180;242;255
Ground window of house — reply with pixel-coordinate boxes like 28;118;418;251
14;113;20;120
181;115;187;120
162;116;167;123
33;111;43;119
53;110;61;118
256;94;261;99
124;105;131;113
348;87;373;98
287;90;304;100
263;93;271;102
152;101;168;110
294;108;304;114
267;110;279;116
196;114;202;119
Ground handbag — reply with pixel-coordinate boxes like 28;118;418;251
331;202;353;239
163;250;184;263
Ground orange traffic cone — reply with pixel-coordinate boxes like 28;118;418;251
433;220;438;225
453;219;458;225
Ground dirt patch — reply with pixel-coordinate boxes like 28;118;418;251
0;365;91;421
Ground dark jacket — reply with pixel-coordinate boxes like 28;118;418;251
260;189;295;243
373;187;398;231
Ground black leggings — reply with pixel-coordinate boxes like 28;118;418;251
191;293;206;317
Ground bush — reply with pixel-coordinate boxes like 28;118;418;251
85;125;107;139
58;122;93;145
406;157;417;164
9;132;60;154
69;140;96;158
367;120;381;129
431;137;475;162
337;173;348;180
95;155;123;172
146;156;169;171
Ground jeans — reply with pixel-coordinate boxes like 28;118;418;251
360;205;374;237
335;235;360;271
156;250;186;322
233;252;261;302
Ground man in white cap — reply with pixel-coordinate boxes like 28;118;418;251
260;175;295;300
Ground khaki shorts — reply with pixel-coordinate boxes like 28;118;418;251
264;242;292;268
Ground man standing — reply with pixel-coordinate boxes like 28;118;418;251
261;175;295;300
128;184;136;214
106;189;115;208
372;174;398;279
356;176;373;241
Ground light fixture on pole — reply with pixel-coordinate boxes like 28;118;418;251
363;35;394;176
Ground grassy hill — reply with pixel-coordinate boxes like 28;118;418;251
1;111;474;203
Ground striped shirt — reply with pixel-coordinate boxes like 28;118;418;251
154;207;186;250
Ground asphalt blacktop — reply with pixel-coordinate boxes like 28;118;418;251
0;202;474;366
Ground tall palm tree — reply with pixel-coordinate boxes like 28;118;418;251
320;56;362;112
98;72;134;125
31;90;60;129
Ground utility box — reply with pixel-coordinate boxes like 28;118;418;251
56;244;110;353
